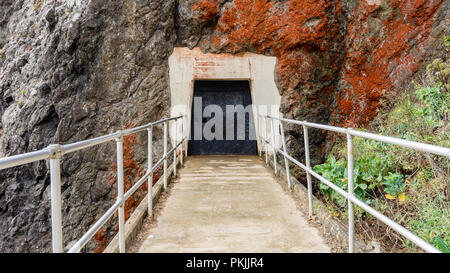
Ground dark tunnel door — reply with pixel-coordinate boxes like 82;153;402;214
188;81;257;155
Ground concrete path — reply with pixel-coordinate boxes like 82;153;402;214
138;155;330;253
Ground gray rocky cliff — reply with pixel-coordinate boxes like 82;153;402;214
0;0;176;252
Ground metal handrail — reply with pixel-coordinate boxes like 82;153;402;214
265;115;449;157
258;114;449;253
1;109;447;253
0;116;183;170
0;115;187;253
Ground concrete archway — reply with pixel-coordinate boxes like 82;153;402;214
168;47;283;153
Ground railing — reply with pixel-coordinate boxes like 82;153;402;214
1;111;448;253
258;114;449;253
0;116;188;253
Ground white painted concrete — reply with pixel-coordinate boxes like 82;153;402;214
168;47;282;152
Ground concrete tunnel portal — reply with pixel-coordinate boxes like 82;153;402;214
168;47;283;155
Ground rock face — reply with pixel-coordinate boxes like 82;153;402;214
335;0;448;126
0;0;176;252
187;0;449;161
0;0;448;252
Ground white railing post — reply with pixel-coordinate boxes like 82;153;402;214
163;121;168;190
347;129;355;253
49;144;63;253
147;127;153;218
116;133;125;253
180;117;184;166
270;117;277;174
303;125;314;217
264;116;269;164
257;115;262;157
279;122;291;189
184;115;188;158
173;119;177;177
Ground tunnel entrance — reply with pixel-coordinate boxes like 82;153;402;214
188;81;258;155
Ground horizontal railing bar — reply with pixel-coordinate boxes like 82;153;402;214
260;134;441;253
261;136;307;169
65;116;184;155
68;199;122;253
122;124;155;136
123;116;183;136
0;116;185;171
123;138;186;205
151;136;184;168
303;121;347;134
62;133;120;154
153;157;164;172
124;172;151;200
349;130;449;157
151;116;182;126
347;188;440;253
306;164;440;253
261;114;449;157
166;139;185;157
167;147;176;157
307;166;440;253
0;149;50;171
262;114;347;134
177;137;186;148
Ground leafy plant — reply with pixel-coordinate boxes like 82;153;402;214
444;35;450;45
406;198;450;253
415;85;449;121
313;155;348;207
426;58;449;93
382;172;406;198
313;150;403;207
0;49;3;59
432;237;449;253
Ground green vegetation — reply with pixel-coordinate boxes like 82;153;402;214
313;38;449;252
0;49;3;59
445;35;450;45
18;89;27;107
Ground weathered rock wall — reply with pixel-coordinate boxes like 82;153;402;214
335;0;448;127
187;0;449;161
0;0;448;252
183;0;347;161
0;0;176;252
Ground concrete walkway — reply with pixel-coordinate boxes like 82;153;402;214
138;155;330;253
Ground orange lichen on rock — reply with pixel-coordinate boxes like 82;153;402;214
334;0;443;126
194;0;443;129
276;50;315;94
211;0;334;55
193;0;220;22
196;0;344;127
121;126;147;221
93;228;107;253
